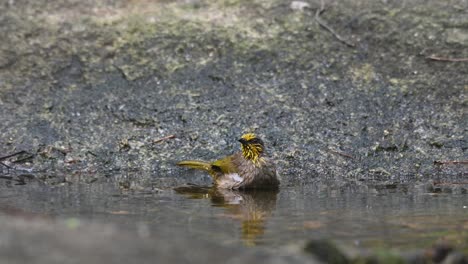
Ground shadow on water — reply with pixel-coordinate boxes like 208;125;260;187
174;185;279;246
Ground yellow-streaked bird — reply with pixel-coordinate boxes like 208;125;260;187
177;133;279;189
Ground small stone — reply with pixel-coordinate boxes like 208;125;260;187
290;1;310;11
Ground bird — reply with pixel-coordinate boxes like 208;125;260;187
177;133;279;190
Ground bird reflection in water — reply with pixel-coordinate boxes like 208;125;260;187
174;185;279;246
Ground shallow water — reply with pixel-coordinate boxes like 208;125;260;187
0;179;467;252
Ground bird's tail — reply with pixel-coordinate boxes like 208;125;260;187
177;160;212;171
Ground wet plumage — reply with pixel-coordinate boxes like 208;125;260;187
177;133;279;189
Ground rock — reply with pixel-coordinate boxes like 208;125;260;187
304;240;349;264
290;1;310;11
427;242;454;263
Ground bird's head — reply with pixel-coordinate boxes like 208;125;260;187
238;133;265;164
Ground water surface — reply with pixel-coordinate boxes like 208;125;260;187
0;179;467;252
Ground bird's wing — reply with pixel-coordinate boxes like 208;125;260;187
211;155;239;174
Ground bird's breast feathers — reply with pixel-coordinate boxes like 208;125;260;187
226;173;243;183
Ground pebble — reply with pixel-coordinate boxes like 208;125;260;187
290;1;310;11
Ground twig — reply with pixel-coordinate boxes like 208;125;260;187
153;134;176;144
12;155;34;163
328;149;354;159
434;160;468;165
0;162;13;169
0;175;27;185
0;151;27;161
315;0;355;47
427;56;468;62
86;151;97;157
0;151;30;169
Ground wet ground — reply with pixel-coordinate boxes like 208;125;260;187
0;0;467;262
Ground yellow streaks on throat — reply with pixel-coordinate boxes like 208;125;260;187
241;144;264;165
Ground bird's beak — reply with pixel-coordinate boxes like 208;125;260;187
238;138;247;144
